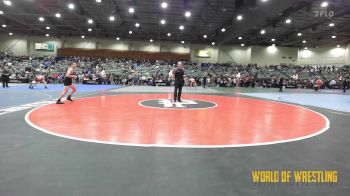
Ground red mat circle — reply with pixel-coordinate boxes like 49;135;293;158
26;94;329;147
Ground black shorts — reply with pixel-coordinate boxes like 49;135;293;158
63;79;72;86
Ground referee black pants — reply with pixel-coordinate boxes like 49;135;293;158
174;82;183;101
2;75;9;88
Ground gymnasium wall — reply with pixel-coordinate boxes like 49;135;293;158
251;46;298;65
298;46;348;65
0;33;349;65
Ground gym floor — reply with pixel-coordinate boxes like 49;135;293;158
0;84;349;196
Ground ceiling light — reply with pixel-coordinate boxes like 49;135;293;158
39;17;44;22
337;45;340;48
241;43;245;46
109;16;115;21
88;28;92;32
167;33;171;37
129;30;133;34
271;38;275;42
238;36;242;40
181;40;185;44
285;18;292;24
304;47;308;50
329;23;334;27
261;0;268;2
116;37;120;40
46;34;50;37
236;15;243;21
203;34;207;38
161;2;168;9
135;23;140;27
1;24;6;28
81;35;85;39
160;19;166;25
184;11;191;18
0;11;3;14
297;32;302;36
221;28;226;32
150;39;153;43
331;35;336;39
129;7;135;14
321;1;328;7
68;3;75;9
55;13;61;18
179;25;184;30
88;19;93;24
260;29;266;34
9;32;13;36
302;40;306;43
3;0;11;6
211;42;215;46
96;0;102;3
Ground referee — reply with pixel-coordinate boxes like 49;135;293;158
1;66;10;88
173;62;185;102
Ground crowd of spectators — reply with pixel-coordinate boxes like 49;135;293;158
1;55;349;91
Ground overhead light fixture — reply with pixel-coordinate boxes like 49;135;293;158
0;10;3;14
271;38;275;42
55;13;61;18
88;28;92;32
167;33;171;37
337;45;340;48
87;19;93;24
241;43;245;46
329;23;334;27
260;29;266;34
261;0;269;2
304;47;308;50
109;16;115;21
285;18;292;24
181;40;185;44
3;0;12;6
116;37;120;40
297;32;302;36
150;39;153;43
45;26;50;30
96;0;102;3
179;25;184;30
68;3;75;9
81;35;85;39
9;32;13;36
221;28;226;32
184;11;191;18
39;17;45;22
331;35;336;39
321;1;328;7
135;23;140;27
302;40;307;43
129;7;135;14
161;2;168;9
1;24;6;28
238;36;242;40
211;42;215;46
46;34;50;37
160;19;166;25
129;30;133;34
236;15;243;21
203;34;207;38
